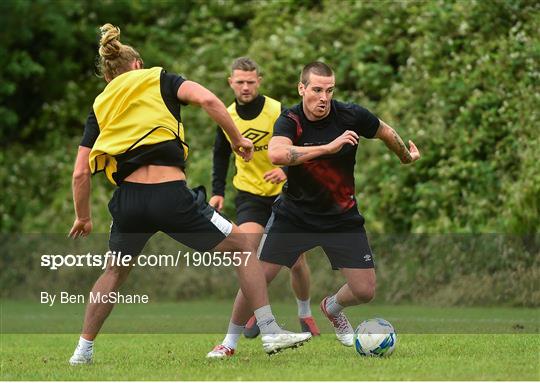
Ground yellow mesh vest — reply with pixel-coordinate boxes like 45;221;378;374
226;96;282;196
89;67;188;185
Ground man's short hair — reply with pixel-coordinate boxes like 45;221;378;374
300;61;334;85
231;57;260;75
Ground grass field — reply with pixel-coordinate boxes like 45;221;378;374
1;301;539;380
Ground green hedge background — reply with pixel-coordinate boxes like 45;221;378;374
1;0;538;306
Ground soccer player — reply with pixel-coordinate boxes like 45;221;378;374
208;61;420;355
68;24;310;365
207;57;320;344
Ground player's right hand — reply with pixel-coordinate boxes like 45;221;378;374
69;218;92;238
232;137;254;162
209;195;224;212
325;130;359;154
408;140;421;163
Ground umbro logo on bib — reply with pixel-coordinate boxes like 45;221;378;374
243;128;269;144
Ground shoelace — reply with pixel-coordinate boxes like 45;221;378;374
330;312;351;334
214;345;233;353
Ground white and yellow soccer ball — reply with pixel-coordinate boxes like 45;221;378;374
354;318;397;357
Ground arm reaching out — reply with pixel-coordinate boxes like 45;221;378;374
177;80;253;161
375;120;420;164
268;130;359;166
69;146;93;238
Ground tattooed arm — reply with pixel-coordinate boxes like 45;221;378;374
268;130;360;166
375;120;420;164
268;136;325;166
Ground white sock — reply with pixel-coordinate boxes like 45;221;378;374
254;305;282;334
221;321;245;350
76;336;93;354
297;298;312;318
325;294;344;317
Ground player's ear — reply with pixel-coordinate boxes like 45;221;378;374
298;82;305;96
228;76;233;88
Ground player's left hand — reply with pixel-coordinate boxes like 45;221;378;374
263;168;287;184
69;217;92;238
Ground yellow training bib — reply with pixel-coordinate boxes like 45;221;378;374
89;67;187;185
225;96;282;197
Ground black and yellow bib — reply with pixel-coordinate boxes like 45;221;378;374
226;96;282;196
89;67;187;185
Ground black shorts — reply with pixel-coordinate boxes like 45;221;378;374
259;212;374;270
234;190;277;227
108;181;232;257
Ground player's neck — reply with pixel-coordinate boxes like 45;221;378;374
235;95;265;120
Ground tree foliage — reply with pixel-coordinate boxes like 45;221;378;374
2;0;538;235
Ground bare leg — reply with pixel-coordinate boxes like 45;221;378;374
207;228;312;357
229;260;283;325
213;224;267;311
334;268;376;307
238;222;312;303
290;253;310;301
318;268;376;347
81;259;135;340
238;221;264;251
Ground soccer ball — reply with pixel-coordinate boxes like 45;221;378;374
354;318;397;357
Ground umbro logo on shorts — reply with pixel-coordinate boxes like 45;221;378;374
364;254;372;262
242;128;269;144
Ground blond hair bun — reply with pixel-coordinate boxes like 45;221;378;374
99;23;122;60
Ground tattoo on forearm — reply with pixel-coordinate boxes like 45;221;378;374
287;147;305;164
391;130;412;163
